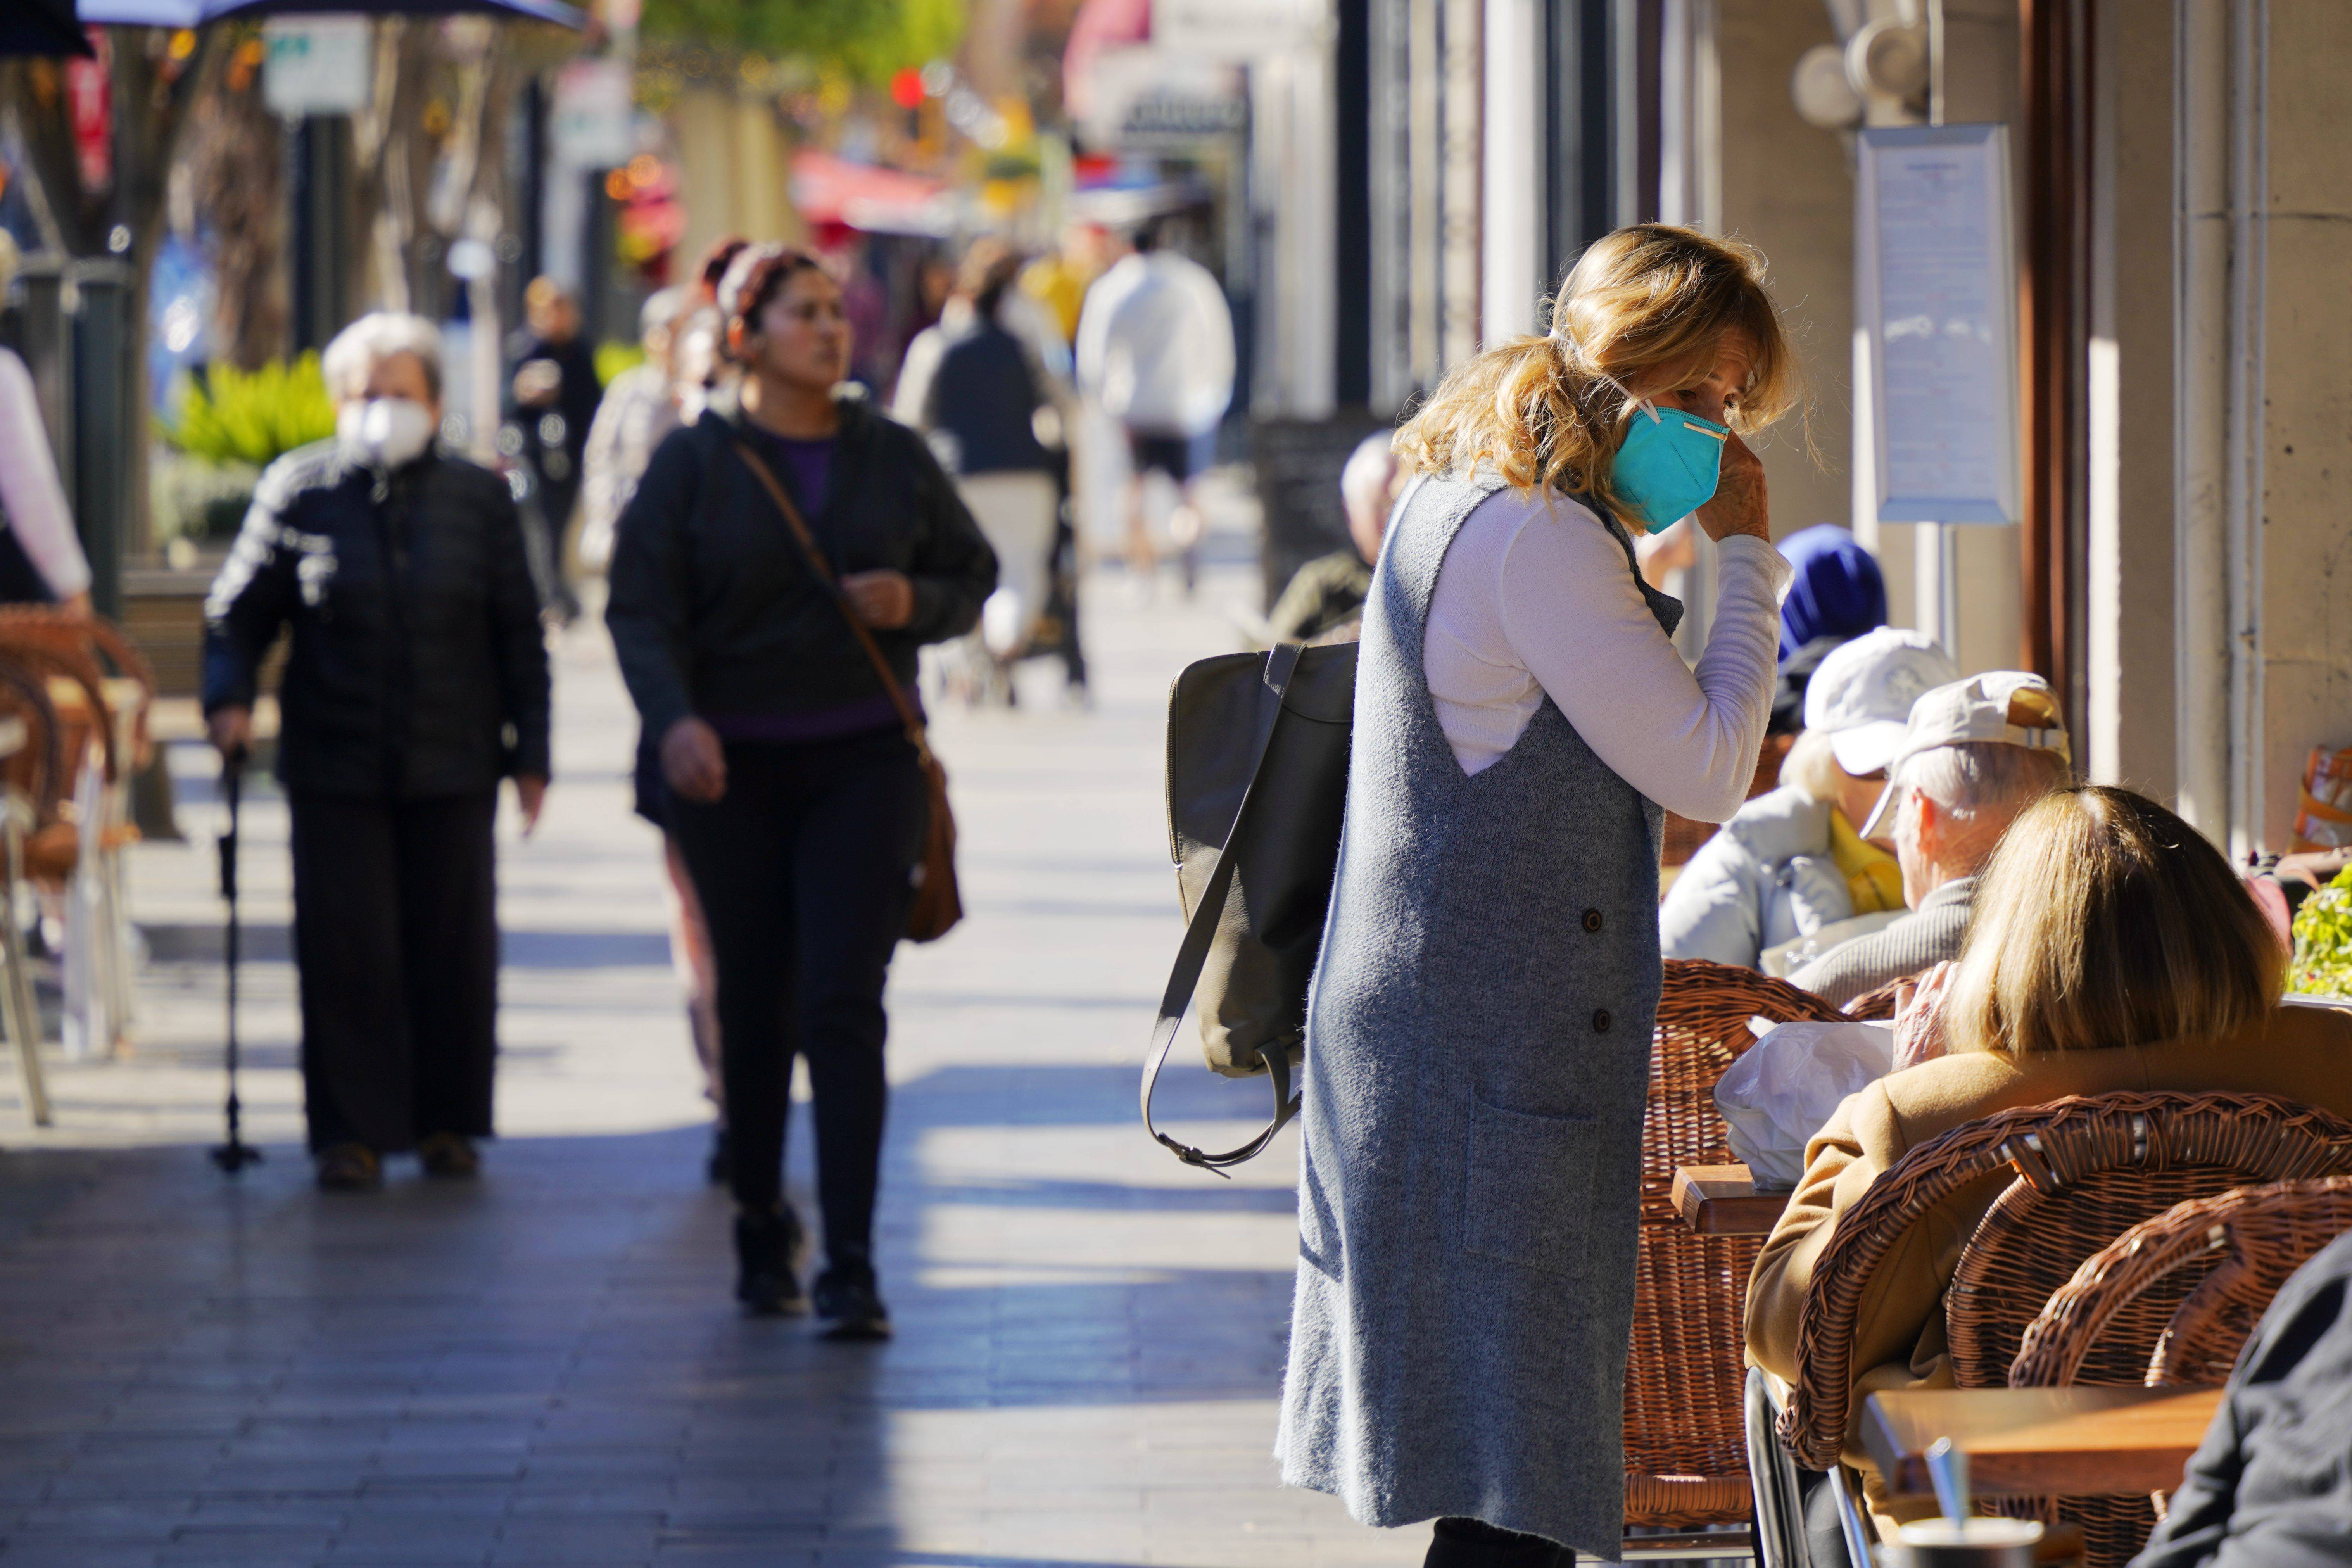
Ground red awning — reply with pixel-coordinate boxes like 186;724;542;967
787;150;954;238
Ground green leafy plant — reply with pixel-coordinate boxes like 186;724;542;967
2288;866;2352;998
639;0;963;83
164;354;338;469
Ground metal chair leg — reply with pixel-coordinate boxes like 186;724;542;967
1747;1368;1813;1568
3;808;49;1127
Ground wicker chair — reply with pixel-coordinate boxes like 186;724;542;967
0;655;62;1126
1775;1093;2352;1568
2014;1174;2352;1387
1625;959;1849;1541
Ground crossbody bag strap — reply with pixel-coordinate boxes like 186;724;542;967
730;437;931;756
1140;641;1307;1175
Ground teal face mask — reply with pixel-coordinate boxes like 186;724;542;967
1609;402;1731;533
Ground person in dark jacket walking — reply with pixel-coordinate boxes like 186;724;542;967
606;244;996;1338
509;278;599;619
893;238;1071;704
204;312;551;1193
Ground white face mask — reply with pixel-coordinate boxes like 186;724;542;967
338;397;437;468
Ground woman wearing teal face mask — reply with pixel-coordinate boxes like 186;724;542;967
1276;226;1800;1568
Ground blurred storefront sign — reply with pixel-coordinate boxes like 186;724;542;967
551;58;635;169
1152;0;1327;59
1078;47;1247;152
261;16;371;118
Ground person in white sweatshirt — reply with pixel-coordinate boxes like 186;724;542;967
0;234;95;612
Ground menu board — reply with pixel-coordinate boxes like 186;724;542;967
1858;124;2020;524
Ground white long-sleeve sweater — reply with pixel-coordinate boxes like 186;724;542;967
1421;487;1791;823
0;348;92;601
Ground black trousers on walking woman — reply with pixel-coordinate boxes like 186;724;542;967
668;728;927;1271
289;791;500;1154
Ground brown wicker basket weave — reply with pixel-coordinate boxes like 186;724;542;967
1843;974;1910;1022
1778;1092;2352;1480
1989;1176;2352;1566
2012;1176;2352;1390
1624;959;1849;1527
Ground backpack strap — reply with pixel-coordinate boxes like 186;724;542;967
1140;641;1308;1175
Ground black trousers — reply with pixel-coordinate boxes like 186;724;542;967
289;791;500;1154
1425;1517;1568;1568
668;729;927;1269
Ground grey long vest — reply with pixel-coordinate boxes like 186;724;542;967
1275;472;1681;1552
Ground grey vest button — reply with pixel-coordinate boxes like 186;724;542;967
1582;909;1603;933
1592;1009;1611;1032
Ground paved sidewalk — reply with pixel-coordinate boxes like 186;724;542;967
0;546;1426;1566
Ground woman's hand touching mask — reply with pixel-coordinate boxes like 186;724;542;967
1693;431;1768;545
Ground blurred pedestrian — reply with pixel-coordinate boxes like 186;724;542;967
1019;221;1109;347
671;306;729;423
1770;522;1886;733
508;277;597;618
1266;432;1402;644
1074;219;1234;592
203;312;551;1193
893;238;1072;704
0;233;95;612
579;287;686;574
606;245;996;1336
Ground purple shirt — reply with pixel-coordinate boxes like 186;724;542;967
711;424;905;744
747;426;832;519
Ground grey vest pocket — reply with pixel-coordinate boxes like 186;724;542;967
1462;1097;1597;1277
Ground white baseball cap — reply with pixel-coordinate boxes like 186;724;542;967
1801;628;1959;778
1858;671;2072;838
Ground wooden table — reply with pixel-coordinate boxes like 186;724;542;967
1863;1385;2223;1499
1671;1163;1791;1235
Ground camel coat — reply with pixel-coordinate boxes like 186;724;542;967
1746;1002;2352;1488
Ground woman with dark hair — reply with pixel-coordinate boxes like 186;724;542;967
606;245;996;1336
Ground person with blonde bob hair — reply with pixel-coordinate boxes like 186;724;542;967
1278;226;1806;1566
1747;786;2352;1542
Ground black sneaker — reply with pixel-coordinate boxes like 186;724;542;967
734;1208;807;1317
813;1267;891;1341
416;1132;480;1179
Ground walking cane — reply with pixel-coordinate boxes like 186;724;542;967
210;747;261;1174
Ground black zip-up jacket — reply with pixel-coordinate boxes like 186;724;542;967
202;439;552;798
604;397;997;744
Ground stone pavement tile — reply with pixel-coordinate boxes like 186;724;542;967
0;1542;166;1568
9;550;1440;1566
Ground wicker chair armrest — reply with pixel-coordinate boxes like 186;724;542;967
0;657;65;829
1846;975;1911;1021
2012;1176;2352;1389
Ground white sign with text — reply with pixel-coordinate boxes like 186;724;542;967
1858;123;2020;524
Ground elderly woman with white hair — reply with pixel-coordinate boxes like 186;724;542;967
202;311;551;1192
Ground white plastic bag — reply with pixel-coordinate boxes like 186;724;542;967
1713;1019;1896;1190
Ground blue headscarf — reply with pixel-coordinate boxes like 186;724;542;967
1777;524;1886;663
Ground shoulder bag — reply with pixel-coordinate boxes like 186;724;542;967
1142;640;1356;1171
731;439;962;943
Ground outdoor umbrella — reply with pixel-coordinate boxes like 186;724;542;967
74;0;585;25
0;0;94;55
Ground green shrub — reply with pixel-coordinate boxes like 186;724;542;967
165;354;338;469
2289;866;2352;998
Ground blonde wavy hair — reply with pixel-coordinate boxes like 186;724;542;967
1946;786;2283;1058
1394;224;1800;515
